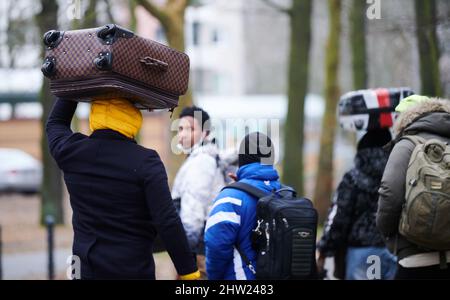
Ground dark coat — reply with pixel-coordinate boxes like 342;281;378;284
377;99;450;260
46;99;196;279
318;147;389;256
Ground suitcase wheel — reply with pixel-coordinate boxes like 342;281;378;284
43;30;62;49
94;51;113;71
97;24;117;44
41;57;56;77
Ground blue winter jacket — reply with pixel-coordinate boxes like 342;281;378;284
204;162;281;280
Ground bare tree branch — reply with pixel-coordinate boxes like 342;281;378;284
84;0;98;28
136;0;168;24
261;0;291;14
165;0;189;14
178;0;190;11
104;0;116;24
6;0;30;68
129;0;137;31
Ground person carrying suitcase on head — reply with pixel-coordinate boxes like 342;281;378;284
46;98;200;280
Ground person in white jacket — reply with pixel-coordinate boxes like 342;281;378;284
172;106;231;278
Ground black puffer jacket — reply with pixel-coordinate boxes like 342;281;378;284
318;147;389;256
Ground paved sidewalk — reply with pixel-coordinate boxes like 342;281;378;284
2;248;177;280
3;248;72;280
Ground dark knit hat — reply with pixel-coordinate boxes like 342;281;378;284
179;106;211;132
357;129;392;151
238;132;275;167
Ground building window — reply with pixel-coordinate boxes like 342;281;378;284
155;27;167;44
211;28;225;46
212;29;219;44
193;21;201;46
192;69;228;95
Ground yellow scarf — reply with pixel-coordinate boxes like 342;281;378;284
89;99;143;139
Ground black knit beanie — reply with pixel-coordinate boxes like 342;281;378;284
238;132;275;167
357;129;393;151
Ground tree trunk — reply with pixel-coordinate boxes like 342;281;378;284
166;10;193;111
163;10;192;182
71;0;97;29
36;0;64;224
103;0;116;24
137;0;193;184
282;0;312;196
313;0;341;224
70;0;98;133
83;0;98;28
350;0;367;90
5;0;14;68
137;0;193;109
129;0;138;31
415;0;442;97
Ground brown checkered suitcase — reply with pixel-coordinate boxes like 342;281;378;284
41;24;190;110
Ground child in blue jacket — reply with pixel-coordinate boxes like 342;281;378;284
205;132;281;280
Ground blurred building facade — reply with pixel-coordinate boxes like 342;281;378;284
185;0;290;95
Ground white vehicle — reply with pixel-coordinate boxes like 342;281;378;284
0;148;42;194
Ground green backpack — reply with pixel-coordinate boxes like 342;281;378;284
399;135;450;251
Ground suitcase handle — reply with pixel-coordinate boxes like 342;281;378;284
140;57;168;72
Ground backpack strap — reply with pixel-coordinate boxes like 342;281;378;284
400;135;427;146
235;245;257;275
222;182;269;199
222;182;269;277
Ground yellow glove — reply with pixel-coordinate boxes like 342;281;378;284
179;270;201;280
